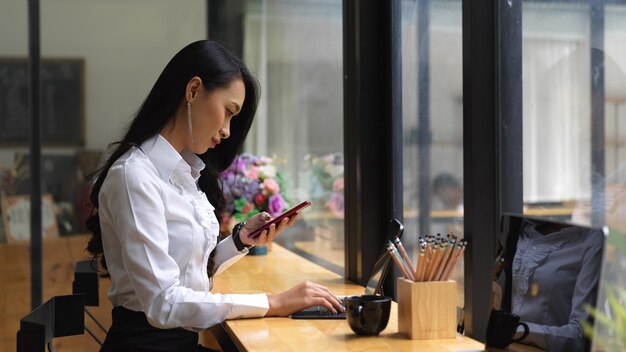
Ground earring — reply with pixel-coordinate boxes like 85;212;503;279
187;101;194;143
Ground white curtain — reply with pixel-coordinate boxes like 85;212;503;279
523;38;591;203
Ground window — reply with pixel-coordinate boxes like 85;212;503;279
243;0;345;272
521;2;626;349
523;2;594;222
401;0;465;309
522;2;626;229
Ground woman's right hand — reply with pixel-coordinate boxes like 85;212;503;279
265;281;345;317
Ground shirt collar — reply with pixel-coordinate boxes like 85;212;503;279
181;149;205;182
141;134;206;183
522;219;581;243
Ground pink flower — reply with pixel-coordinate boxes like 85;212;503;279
333;177;344;192
268;194;285;217
246;167;259;180
262;178;280;195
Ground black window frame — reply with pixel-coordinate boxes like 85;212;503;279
205;0;524;341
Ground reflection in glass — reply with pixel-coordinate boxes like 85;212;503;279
519;1;626;350
498;214;605;352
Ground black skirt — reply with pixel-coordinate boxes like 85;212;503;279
100;306;213;352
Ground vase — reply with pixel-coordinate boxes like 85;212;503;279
248;245;268;256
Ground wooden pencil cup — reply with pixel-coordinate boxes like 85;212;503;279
397;278;457;340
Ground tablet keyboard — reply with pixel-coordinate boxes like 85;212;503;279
290;300;347;320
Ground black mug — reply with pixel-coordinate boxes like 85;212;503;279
485;309;530;349
346;295;392;336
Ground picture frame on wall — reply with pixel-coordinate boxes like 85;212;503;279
0;193;59;243
0;57;85;147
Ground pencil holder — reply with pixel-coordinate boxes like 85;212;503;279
397;278;457;340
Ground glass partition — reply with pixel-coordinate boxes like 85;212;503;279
520;1;626;350
0;2;29;351
0;1;206;350
591;3;626;351
401;0;464;308
243;0;344;272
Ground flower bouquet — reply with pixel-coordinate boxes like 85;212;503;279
220;154;290;238
305;153;344;219
304;153;345;250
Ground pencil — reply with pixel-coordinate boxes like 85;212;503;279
392;241;415;281
394;237;416;277
421;237;433;280
387;241;412;280
423;236;435;273
415;239;428;281
436;235;458;281
439;243;459;281
426;242;445;281
433;237;453;281
414;247;425;281
443;240;467;280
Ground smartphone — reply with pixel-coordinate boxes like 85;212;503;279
389;218;404;239
246;200;312;239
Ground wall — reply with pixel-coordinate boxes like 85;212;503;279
0;0;206;166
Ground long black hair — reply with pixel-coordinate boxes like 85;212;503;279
86;40;259;277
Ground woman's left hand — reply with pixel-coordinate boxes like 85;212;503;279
239;211;299;246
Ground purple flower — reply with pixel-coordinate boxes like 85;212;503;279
267;194;286;217
243;179;261;202
233;158;248;174
222;169;235;179
223;189;236;213
221;172;236;188
327;192;345;219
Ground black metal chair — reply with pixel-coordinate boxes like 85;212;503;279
16;294;85;352
72;260;108;346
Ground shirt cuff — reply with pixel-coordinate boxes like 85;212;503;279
226;294;270;319
213;236;248;276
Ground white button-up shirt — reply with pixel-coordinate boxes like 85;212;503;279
99;134;269;331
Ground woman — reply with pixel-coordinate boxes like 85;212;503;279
86;40;344;352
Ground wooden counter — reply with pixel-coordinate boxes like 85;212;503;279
0;235;542;351
211;243;485;351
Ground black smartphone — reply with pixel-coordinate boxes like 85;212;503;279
364;218;404;295
246;200;312;239
389;218;404;239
